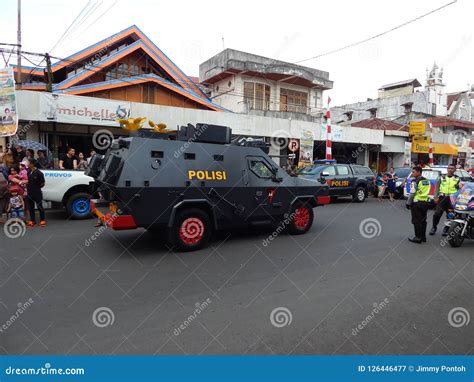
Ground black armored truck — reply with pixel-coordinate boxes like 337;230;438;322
87;123;330;251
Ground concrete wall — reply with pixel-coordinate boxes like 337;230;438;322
332;88;447;123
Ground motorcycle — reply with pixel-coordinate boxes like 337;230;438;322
445;182;474;247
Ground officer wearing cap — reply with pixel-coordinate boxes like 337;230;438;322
406;166;431;243
429;164;460;236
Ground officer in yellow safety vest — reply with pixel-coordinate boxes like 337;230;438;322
429;164;460;237
406;166;431;243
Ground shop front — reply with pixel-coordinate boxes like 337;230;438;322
411;141;458;166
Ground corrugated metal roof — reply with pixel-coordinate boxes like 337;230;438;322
379;78;421;90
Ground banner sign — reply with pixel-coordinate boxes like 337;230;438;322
409;121;426;135
404;141;412;165
299;128;314;166
412;135;429;143
39;93;131;126
0;68;18;137
320;124;343;141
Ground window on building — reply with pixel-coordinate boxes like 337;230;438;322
117;63;129;79
431;103;437;115
280;88;308;113
403;103;413;113
368;108;377;118
343;111;353;121
244;82;270;111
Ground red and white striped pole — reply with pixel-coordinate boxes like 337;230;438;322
428;121;434;166
326;97;332;160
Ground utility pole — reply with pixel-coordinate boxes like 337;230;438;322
45;53;53;92
17;0;21;83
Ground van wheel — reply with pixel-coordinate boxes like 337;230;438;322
66;192;92;219
353;187;366;203
168;208;211;251
288;203;314;235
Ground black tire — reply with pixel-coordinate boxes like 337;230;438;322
447;222;465;248
65;192;92;219
168;208;211;251
353;186;366;203
287;202;314;235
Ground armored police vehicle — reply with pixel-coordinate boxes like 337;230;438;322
87;123;330;251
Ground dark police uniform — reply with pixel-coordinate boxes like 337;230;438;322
430;174;460;235
406;176;431;243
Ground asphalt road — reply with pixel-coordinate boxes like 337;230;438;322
0;198;472;355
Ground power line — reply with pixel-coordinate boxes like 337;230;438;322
50;0;94;54
295;0;458;64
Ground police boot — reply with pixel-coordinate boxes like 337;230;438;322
408;224;423;244
429;226;437;236
442;226;449;237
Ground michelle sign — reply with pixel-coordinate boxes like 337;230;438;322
0;68;18;137
40;93;131;126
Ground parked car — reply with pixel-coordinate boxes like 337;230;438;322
42;170;94;219
403;168;442;203
298;163;375;202
430;165;473;182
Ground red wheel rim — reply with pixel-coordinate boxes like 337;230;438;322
179;217;205;245
293;207;310;229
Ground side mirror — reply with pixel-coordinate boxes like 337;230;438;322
321;171;330;177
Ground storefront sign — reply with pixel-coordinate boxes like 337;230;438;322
408;121;426;135
39;93;131;126
0;68;18;137
411;142;458;155
299;128;314;166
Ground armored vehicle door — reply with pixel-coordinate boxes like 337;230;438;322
245;155;283;222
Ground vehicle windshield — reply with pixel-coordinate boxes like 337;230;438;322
422;170;441;180
298;165;325;175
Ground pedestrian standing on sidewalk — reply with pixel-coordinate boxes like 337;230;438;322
386;167;397;202
406;166;430;243
26;159;46;227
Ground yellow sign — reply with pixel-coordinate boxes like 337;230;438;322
411;142;458;155
409;121;426;135
188;170;227;181
412;135;429;143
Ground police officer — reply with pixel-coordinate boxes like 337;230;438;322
429;164;460;236
406;166;431;243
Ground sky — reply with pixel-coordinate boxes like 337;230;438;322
0;0;473;106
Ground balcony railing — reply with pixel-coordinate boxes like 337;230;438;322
240;100;325;117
